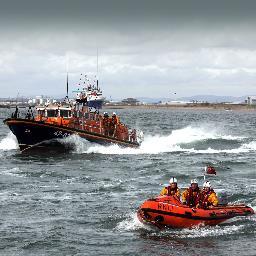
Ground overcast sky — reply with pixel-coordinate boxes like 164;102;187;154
0;0;256;99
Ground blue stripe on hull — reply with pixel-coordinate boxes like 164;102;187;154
88;100;103;109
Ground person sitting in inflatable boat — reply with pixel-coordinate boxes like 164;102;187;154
182;179;201;207
197;181;219;209
160;177;180;198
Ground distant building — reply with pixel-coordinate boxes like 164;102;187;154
28;96;45;105
247;96;256;105
121;98;140;105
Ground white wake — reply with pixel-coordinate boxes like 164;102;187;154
1;125;253;155
0;132;18;150
67;125;251;155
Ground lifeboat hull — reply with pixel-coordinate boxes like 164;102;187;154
137;196;254;229
4;118;139;152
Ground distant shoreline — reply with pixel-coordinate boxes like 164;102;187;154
104;103;256;111
1;103;255;111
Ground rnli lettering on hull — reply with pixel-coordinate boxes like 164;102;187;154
53;131;71;138
158;203;174;211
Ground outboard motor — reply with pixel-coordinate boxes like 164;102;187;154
137;130;144;144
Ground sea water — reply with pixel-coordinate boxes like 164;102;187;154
0;108;255;256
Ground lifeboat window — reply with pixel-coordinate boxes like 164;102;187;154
90;114;95;120
60;110;69;118
38;110;45;117
47;110;58;117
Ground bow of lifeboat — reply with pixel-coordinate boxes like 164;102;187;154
137;196;254;229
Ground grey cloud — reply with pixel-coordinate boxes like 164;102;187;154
1;0;256;30
0;0;256;98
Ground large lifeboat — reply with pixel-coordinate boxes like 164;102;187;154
4;74;143;152
137;195;254;229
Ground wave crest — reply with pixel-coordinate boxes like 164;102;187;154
68;126;249;155
0;132;18;151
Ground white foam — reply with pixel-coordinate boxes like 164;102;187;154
241;141;256;151
67;125;251;155
182;146;250;154
116;213;147;231
176;224;244;238
115;212;251;237
168;126;244;144
1;167;24;177
0;125;249;155
0;132;18;150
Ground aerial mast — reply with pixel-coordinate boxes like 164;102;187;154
96;48;99;90
66;54;69;98
66;72;69;98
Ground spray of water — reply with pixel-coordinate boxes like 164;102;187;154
0;132;18;151
1;125;254;155
65;125;252;155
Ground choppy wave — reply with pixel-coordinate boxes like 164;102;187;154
116;212;254;239
166;224;245;239
66;126;254;155
1;126;254;155
0;132;18;150
116;213;149;231
0;167;23;177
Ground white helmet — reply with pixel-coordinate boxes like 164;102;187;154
112;112;116;116
191;179;198;184
169;177;177;184
203;181;211;188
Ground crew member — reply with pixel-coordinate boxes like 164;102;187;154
12;106;19;118
109;112;118;137
198;181;218;209
160;177;180;198
25;106;34;120
182;179;201;207
102;112;109;136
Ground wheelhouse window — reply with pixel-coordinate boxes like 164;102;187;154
37;110;45;117
60;110;71;118
47;109;58;117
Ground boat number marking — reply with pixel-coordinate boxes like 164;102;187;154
54;131;71;137
158;203;173;211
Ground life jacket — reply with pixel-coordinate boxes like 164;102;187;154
111;116;118;125
166;186;178;196
109;117;117;128
102;117;109;127
186;187;200;207
199;189;215;209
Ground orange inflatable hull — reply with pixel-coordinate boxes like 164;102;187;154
137;196;254;229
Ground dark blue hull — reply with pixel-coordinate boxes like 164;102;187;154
87;100;103;109
4;118;139;152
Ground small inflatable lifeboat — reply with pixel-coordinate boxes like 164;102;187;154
137;196;254;229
